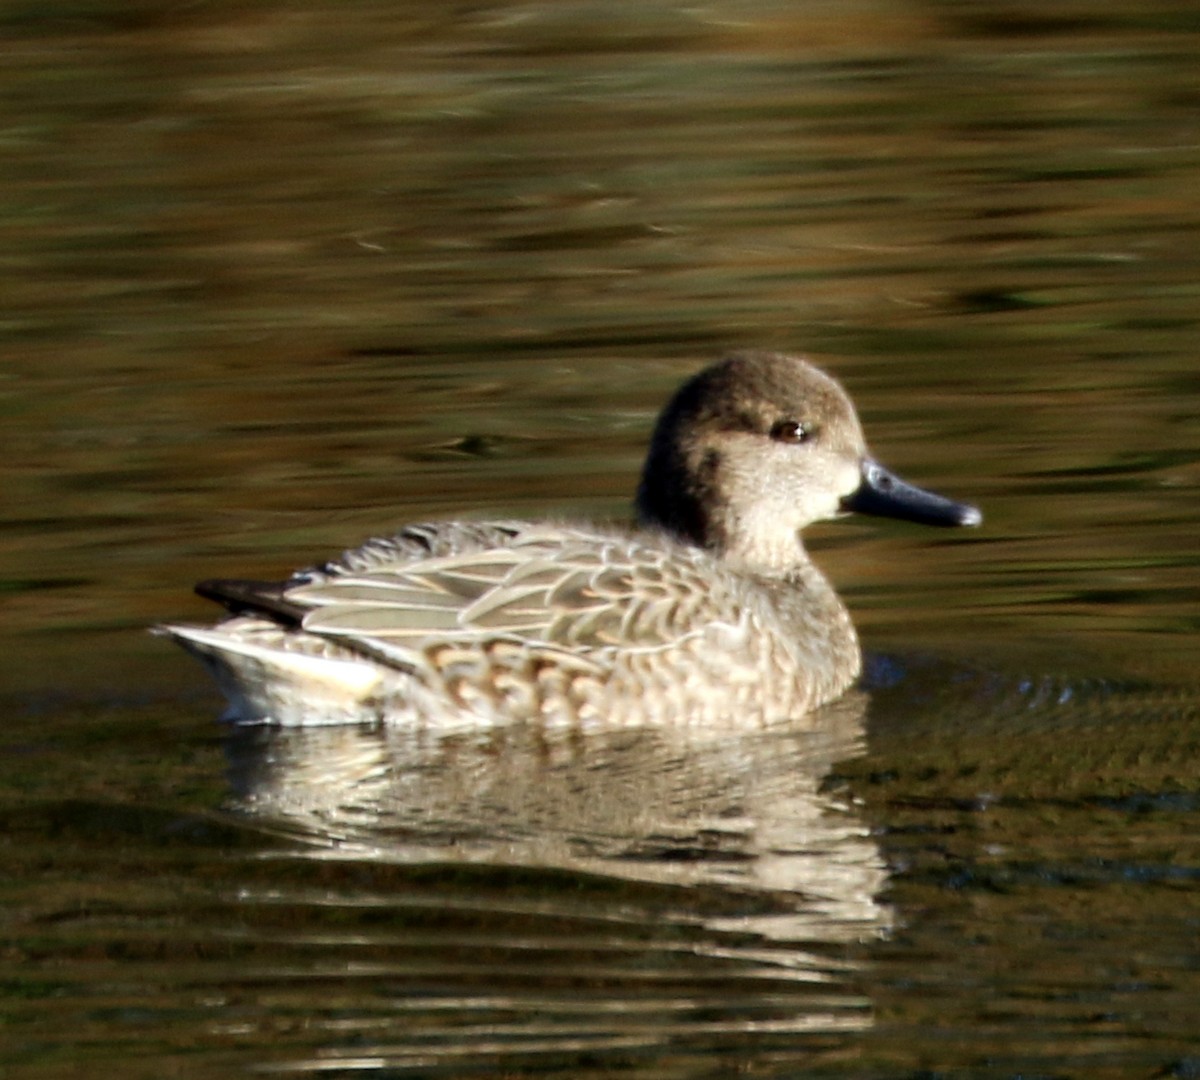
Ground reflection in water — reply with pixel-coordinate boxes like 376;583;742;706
223;697;890;1068
226;697;888;939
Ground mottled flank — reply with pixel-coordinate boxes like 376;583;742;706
159;352;980;726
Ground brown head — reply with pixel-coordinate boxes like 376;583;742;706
636;351;980;575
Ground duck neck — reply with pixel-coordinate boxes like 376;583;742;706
758;554;862;693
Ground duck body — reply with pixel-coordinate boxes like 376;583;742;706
168;519;858;727
160;352;980;727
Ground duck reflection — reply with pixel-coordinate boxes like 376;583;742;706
222;701;890;1066
225;694;891;948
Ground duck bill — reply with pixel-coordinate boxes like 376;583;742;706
841;459;982;528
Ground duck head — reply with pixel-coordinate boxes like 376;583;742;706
635;351;981;575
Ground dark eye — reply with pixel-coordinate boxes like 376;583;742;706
769;419;813;444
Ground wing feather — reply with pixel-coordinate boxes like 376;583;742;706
283;525;730;662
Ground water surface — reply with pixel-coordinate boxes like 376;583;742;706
3;2;1200;1077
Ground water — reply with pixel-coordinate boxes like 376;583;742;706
4;2;1200;1076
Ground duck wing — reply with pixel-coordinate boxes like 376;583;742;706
283;525;726;671
193;521;532;625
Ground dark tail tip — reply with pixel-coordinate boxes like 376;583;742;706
195;578;306;626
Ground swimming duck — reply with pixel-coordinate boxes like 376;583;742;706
159;351;980;727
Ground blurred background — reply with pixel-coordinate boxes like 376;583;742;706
3;2;1200;1077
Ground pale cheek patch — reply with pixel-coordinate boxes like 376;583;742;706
834;458;863;501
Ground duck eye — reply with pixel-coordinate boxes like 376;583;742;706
769;419;812;444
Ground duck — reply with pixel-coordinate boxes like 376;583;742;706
158;351;981;727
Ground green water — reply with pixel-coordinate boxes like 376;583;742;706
3;2;1200;1076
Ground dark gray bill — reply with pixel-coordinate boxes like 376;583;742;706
841;459;982;528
